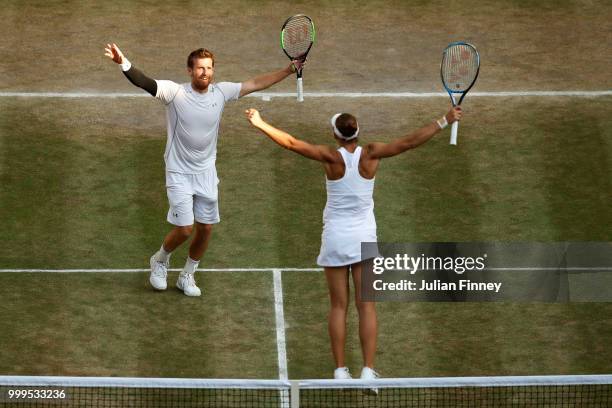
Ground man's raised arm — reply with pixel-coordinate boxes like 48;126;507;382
104;43;157;97
239;60;305;97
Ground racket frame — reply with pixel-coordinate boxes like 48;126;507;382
280;14;316;101
440;41;480;145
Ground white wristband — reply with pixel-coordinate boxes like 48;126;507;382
120;58;132;72
436;116;448;129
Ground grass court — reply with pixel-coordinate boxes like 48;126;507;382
0;0;611;382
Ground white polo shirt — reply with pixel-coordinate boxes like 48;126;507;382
155;80;242;174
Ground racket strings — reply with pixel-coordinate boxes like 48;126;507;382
442;45;479;92
282;17;314;59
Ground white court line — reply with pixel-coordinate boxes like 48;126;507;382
0;267;610;273
272;269;290;407
389;267;612;272
486;267;612;271
254;91;612;99
0;91;611;99
0;268;322;273
272;269;289;381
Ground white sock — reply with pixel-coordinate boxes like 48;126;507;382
155;245;171;263
182;257;200;275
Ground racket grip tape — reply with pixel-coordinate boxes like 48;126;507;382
450;121;459;145
297;77;303;102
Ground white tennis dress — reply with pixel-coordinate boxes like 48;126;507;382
317;146;377;267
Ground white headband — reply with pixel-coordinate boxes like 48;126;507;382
331;113;359;141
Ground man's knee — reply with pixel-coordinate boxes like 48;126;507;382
195;223;213;235
175;225;193;239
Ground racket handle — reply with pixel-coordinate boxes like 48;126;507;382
450;121;459;145
297;77;303;102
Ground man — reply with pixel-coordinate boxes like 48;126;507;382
104;43;303;296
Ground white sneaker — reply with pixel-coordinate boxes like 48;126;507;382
360;367;379;396
177;272;201;297
333;367;352;380
149;255;168;290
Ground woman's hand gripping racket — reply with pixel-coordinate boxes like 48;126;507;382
441;42;480;145
281;14;315;102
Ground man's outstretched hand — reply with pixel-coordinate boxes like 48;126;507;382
104;43;125;64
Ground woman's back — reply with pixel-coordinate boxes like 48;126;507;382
324;146;376;226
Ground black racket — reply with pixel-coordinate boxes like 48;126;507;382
280;14;315;102
441;42;480;145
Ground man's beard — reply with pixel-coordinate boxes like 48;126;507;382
193;76;210;90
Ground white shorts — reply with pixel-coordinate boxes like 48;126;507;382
166;168;220;226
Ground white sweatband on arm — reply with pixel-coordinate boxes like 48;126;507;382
436;116;448;129
120;58;132;72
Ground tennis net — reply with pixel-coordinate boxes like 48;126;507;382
0;377;290;408
298;375;612;407
0;374;610;407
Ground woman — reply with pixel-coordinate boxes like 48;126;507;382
245;106;462;382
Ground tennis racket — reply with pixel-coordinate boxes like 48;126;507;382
440;42;480;145
280;14;315;102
